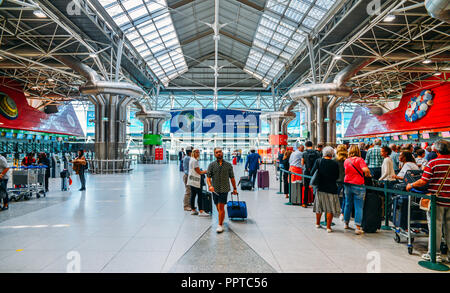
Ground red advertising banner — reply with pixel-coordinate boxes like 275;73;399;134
155;147;164;160
269;134;288;145
0;81;84;137
345;78;450;137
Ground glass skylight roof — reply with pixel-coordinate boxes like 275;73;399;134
244;0;337;87
99;0;188;86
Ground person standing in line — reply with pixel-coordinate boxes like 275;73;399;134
178;148;185;172
359;142;367;160
426;144;438;162
289;142;304;183
21;153;36;167
37;152;50;192
302;141;321;208
310;146;340;233
207;147;238;233
406;139;450;263
390;144;400;173
392;151;420;180
0;153;10;210
187;149;209;217
379;146;396;181
365;138;383;180
415;148;428;170
182;147;193;211
245;149;262;190
343;145;371;235
72;150;87;191
281;150;292;199
334;144;348;222
316;144;324;157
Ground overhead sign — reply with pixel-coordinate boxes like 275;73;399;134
170;109;260;134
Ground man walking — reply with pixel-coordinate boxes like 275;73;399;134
182;147;192;211
365;138;383;180
245;149;262;190
207;147;238;233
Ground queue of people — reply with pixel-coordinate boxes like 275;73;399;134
276;139;449;263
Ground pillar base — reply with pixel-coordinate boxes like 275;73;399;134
418;261;450;271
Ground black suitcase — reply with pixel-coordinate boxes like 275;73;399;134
362;191;382;233
201;190;213;214
238;176;252;191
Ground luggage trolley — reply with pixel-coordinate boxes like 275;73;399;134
392;190;428;255
9;166;46;201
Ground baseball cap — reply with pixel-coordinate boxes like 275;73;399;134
186;146;193;151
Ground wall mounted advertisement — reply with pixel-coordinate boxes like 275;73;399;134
0;81;84;137
345;78;449;138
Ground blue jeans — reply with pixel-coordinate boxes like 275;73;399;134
249;170;257;188
344;185;365;226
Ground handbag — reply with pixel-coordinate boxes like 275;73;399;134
310;159;321;187
419;165;450;211
350;160;373;186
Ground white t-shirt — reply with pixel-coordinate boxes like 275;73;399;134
0;155;9;180
187;157;201;188
397;162;420;179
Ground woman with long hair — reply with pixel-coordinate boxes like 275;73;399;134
343;145;371;235
72;150;87;191
335;144;348;221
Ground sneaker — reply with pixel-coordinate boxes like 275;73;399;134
344;224;351;229
216;225;224;233
327;228;332;233
339;214;344;222
184;207;192;211
421;253;442;263
355;229;364;235
198;211;210;217
315;224;322;229
191;210;198;215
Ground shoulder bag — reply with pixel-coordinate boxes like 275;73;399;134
419;165;450;211
350;159;373;186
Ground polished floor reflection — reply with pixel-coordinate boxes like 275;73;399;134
0;162;440;273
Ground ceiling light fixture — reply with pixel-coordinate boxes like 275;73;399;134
33;10;47;18
333;55;342;60
383;14;396;22
422;58;432;64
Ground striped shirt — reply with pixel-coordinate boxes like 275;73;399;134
421;154;450;207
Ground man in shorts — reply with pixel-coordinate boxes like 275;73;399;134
207;147;238;233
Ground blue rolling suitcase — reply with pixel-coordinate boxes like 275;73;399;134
226;193;247;220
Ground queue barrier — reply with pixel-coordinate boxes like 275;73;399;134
87;159;134;174
278;168;450;272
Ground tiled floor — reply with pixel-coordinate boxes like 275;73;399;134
0;162;447;273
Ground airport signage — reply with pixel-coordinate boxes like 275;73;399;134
170;109;260;134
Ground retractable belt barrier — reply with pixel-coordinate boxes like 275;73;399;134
279;168;450;271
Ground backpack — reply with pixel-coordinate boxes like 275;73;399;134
303;150;321;175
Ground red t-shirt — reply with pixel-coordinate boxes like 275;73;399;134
421;154;450;207
344;157;368;185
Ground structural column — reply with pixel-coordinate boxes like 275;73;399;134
137;111;171;162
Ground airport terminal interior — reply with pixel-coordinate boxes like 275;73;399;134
0;0;449;274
